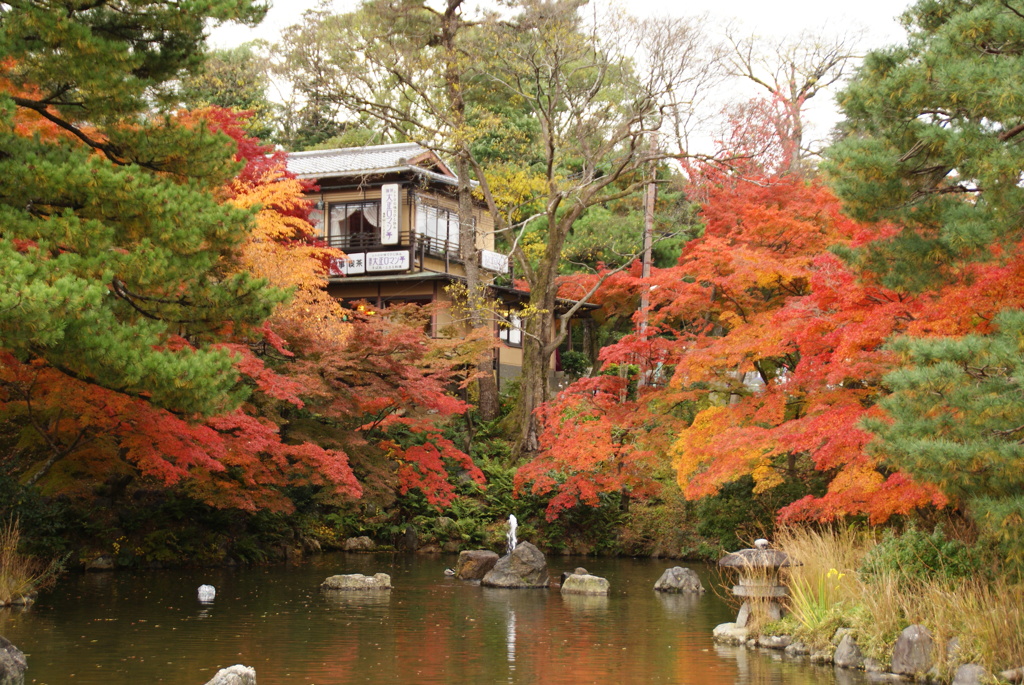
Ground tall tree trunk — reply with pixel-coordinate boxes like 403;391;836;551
514;232;563;454
442;0;498;421
454;154;499;420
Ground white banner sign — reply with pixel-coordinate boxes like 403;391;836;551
329;253;366;277
367;250;410;272
480;249;510;273
380;183;400;245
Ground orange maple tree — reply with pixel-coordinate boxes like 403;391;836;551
522;170;958;522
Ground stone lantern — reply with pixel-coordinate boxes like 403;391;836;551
718;538;795;628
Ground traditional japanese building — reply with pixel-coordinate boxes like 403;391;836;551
286;142;593;388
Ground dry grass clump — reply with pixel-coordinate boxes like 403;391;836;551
771;525;1024;675
0;518;62;605
772;525;871;646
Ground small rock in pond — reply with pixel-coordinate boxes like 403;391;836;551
198;585;216;603
481;542;548;588
321;573;392;591
0;636;27;685
560;573;609;596
203;664;256;685
454;550;499;580
653;566;704;594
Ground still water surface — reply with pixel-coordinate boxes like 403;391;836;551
0;554;868;685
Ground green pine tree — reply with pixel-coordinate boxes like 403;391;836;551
825;0;1024;291
866;310;1024;565
0;0;285;416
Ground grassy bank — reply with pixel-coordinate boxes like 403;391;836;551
754;526;1024;679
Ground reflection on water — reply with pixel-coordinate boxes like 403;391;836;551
322;589;393;608
561;592;609;612
507;609;516;669
0;554;870;685
654;591;702;616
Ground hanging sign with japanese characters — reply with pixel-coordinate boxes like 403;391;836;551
329;253;366;276
380;184;400;245
366;250;410;272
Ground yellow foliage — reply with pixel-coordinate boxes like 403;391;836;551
228;170;351;346
751;457;784;493
477;162;549;221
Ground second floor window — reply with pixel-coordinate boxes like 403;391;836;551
416;203;462;252
329;202;381;248
309;200;382;248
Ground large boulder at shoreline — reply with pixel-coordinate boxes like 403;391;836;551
321;573;392;591
481;542;548;588
0;636;26;685
834;633;864;669
454;550;499;580
653;566;704;594
203;665;256;685
953;664;992;685
712;622;748;645
890;624;934;677
561;573;610;596
341;536;376;552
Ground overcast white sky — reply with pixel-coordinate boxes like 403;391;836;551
209;0;917;144
211;0;915;49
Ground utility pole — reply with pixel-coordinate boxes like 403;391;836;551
639;147;656;337
637;134;657;389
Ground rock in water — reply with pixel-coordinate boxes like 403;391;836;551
891;624;935;677
834;633;864;669
481;542;548;588
653;566;705;593
454;550;499;580
0;636;26;685
560;573;610;595
197;585;216;603
203;664;256;685
321;573;392;591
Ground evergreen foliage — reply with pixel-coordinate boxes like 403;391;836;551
868;311;1024;563
825;0;1024;290
0;0;279;416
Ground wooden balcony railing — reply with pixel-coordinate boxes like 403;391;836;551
323;230;462;264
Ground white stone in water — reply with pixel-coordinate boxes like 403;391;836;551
507;514;518;554
198;584;216;602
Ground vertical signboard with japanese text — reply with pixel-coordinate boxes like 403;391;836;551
380;184;400;245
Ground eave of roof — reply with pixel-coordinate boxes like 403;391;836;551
295;164;462;187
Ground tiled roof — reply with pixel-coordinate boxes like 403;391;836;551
287;142;443;179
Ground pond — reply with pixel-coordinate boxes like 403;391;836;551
0;553;869;685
